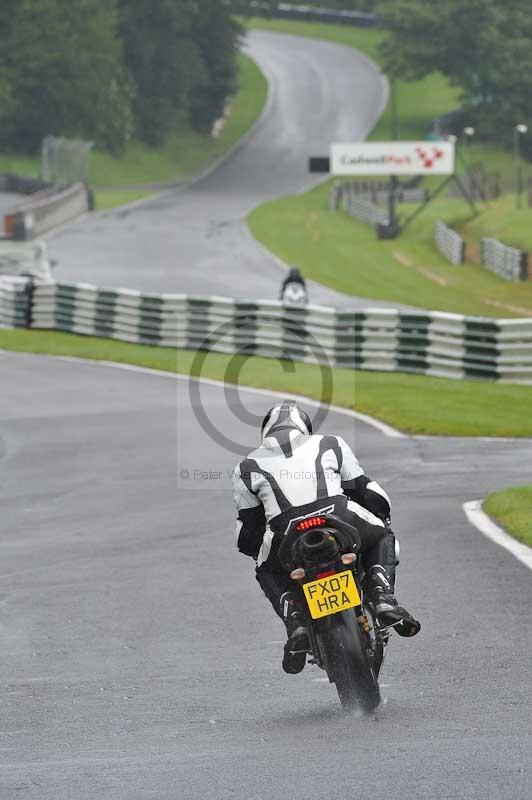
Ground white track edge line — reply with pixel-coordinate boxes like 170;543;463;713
463;499;532;572
30;353;406;440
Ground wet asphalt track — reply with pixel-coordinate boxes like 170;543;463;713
49;30;390;307
1;351;532;800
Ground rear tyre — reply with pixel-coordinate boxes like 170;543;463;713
319;612;381;713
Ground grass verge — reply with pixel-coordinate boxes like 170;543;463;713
248;183;532;317
2;329;532;437
94;190;154;211
455;194;532;258
0;53;267;190
484;486;532;548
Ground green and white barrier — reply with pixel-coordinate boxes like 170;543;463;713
2;278;532;383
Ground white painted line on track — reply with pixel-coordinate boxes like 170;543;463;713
185;372;406;439
41;354;406;440
463;499;532;572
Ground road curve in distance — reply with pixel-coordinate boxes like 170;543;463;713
50;30;390;307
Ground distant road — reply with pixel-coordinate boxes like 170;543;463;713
50;30;390;308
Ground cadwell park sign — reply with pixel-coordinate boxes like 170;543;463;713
330;141;455;176
308;139;469;240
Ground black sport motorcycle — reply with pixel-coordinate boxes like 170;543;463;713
278;507;390;713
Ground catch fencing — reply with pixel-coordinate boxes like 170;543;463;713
480;238;528;282
434;220;466;265
1;277;532;383
41;136;93;186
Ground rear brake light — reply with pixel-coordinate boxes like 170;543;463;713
315;570;337;579
296;516;327;532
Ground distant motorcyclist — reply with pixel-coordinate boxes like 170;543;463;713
280;267;308;305
232;400;420;674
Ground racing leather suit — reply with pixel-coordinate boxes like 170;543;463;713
232;431;397;620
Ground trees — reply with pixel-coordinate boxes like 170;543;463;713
377;0;532;147
118;0;240;145
0;0;133;154
0;0;251;154
187;0;241;133
7;0;530;157
119;0;202;146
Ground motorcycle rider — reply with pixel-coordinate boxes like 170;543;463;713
280;267;308;305
232;400;420;674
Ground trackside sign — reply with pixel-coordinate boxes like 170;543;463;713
330;141;455;176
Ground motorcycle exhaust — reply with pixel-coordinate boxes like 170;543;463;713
298;529;338;564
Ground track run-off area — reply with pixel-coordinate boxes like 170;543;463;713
1;27;532;800
1;352;532;799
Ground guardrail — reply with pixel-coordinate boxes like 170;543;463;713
332;184;389;226
2;278;531;383
434;220;466;265
252;3;378;26
4;182;90;240
331;181;427;211
480;238;528;282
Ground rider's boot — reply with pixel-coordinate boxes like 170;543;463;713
280;592;309;674
365;533;421;637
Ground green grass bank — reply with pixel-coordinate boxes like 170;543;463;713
484;486;532;548
2;329;532;437
93;189;154;211
248;185;532;318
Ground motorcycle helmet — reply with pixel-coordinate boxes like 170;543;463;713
261;400;313;442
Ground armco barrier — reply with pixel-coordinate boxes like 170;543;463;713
2;278;532;383
480;238;528;282
340;189;388;227
253;3;377;26
7;183;89;240
434;220;465;265
331;181;427;210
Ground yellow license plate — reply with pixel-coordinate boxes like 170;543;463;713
303;570;361;620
